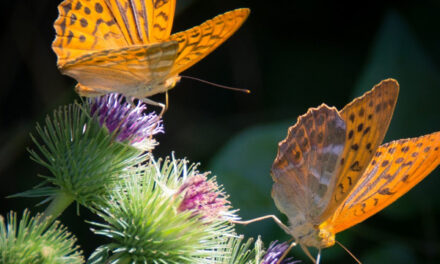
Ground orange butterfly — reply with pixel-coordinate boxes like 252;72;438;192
52;0;249;110
263;79;440;262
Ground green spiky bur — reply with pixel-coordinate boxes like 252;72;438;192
0;210;84;264
87;155;237;264
213;236;265;264
12;102;146;220
6;98;278;263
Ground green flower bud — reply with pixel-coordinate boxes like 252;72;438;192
13;100;151;219
0;210;84;264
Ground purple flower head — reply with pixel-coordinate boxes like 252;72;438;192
176;173;231;221
89;94;163;151
262;241;299;264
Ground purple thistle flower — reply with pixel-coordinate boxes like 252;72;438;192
89;93;163;151
176;173;232;221
262;241;299;264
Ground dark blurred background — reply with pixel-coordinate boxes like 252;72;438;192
1;0;440;263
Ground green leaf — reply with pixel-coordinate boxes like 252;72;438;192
209;122;292;241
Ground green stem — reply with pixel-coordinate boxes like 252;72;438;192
42;191;74;222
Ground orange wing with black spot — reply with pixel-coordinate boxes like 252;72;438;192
319;79;399;221
53;0;177;65
168;8;250;76
328;132;440;232
53;0;129;66
104;0;176;44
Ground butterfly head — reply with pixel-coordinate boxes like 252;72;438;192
165;75;181;90
138;75;181;98
291;221;336;249
317;221;335;248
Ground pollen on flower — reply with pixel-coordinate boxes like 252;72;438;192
176;173;232;221
89;93;163;151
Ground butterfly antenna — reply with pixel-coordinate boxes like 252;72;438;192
276;241;297;264
180;75;251;94
335;240;362;264
316;248;321;264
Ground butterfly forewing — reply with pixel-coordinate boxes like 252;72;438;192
105;0;175;44
63;41;178;97
53;0;129;66
145;0;176;42
168;8;250;76
320;79;399;221
329;131;440;233
104;0;146;44
272;105;346;223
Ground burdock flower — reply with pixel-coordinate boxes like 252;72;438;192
88;155;236;264
262;241;299;264
89;93;163;151
176;172;234;221
13;96;152;220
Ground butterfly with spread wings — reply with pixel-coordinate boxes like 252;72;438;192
52;0;249;112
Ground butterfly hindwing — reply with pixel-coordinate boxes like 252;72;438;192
272;105;346;223
329;131;440;233
168;8;250;76
320;79;399;221
63;41;178;97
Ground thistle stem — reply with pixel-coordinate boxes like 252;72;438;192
42;191;74;222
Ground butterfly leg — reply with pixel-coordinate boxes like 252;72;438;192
300;244;317;264
316;248;321;264
164;91;169;114
141;97;167;116
276;241;297;264
230;215;290;234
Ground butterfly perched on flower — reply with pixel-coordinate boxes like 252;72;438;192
52;0;249;108
271;79;440;261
